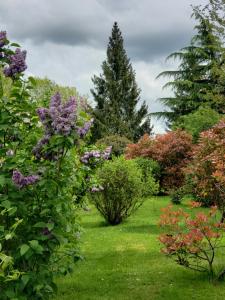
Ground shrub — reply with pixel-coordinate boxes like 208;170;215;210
170;187;185;204
96;134;132;156
159;204;225;280
90;156;144;225
125;130;193;192
185;120;225;218
133;157;160;196
0;31;91;299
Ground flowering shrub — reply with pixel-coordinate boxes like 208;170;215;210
0;31;91;299
74;145;112;205
90;156;144;225
125;130;193;192
159;204;225;279
185;120;225;216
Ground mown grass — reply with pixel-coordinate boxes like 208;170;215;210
53;196;225;300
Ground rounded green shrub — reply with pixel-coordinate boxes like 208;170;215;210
90;156;144;225
133;157;160;196
96;134;132;156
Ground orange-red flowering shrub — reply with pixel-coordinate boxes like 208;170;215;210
185;120;225;216
125;130;193;191
159;204;225;279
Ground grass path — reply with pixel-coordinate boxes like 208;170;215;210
53;197;225;300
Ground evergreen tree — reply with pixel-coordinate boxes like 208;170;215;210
156;4;225;127
91;22;152;142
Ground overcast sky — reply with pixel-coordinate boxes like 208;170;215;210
0;0;208;133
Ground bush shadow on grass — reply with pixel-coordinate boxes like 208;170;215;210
83;220;110;229
122;223;163;235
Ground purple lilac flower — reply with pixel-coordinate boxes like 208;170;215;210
77;118;94;138
12;170;39;189
80;146;112;164
32;134;51;159
4;48;27;77
80;149;101;164
0;31;7;47
36;108;49;123
102;146;112;160
39;93;78;136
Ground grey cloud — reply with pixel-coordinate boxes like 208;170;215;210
0;0;207;61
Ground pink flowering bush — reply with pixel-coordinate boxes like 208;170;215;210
159;203;225;279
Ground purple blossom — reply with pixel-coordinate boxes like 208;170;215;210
0;31;7;47
37;93;78;136
102;146;112;160
12;170;39;189
80;146;112;164
77;118;94;138
36;108;49;123
32;134;51;159
4;48;27;77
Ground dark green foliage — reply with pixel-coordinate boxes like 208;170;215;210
170;187;185;204
173;106;221;142
91;22;152;142
156;4;225;127
133;157;161;181
96;134;132;156
90;156;144;225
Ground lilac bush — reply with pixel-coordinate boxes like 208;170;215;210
0;31;93;299
4;48;27;77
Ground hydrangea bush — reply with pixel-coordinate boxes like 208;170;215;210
0;31;91;299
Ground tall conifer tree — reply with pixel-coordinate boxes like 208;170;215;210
91;22;152;142
156;4;225;127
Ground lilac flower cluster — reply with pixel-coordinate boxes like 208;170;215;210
33;93;78;159
102;146;112;160
0;31;7;47
80;146;112;164
12;170;39;189
91;185;104;193
50;93;77;135
37;93;77;136
4;48;27;77
32;134;51;160
77;118;94;138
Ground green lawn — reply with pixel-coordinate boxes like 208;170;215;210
53;197;225;300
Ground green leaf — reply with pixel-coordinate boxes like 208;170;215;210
29;240;44;254
33;222;47;228
20;244;30;256
0;175;6;187
5;233;13;240
28;76;36;86
21;274;30;287
10;42;20;47
0;75;3;98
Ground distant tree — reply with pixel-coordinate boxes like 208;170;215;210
91;22;152;142
156;4;225;127
125;130;193;192
173;106;221;142
30;77;79;106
